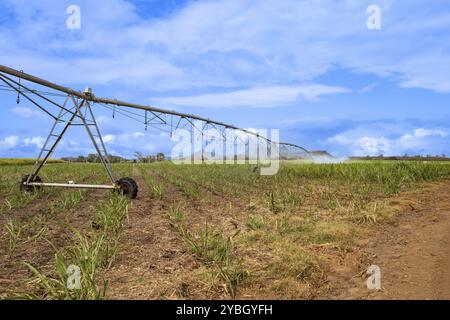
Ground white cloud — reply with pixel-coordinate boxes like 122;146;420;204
152;84;350;108
327;134;351;145
408;128;447;138
11;107;44;118
102;134;116;144
132;132;145;138
1;0;449;93
396;129;448;151
354;136;391;155
90;131;170;156
68;140;80;147
101;132;150;144
328;134;392;156
0;136;19;148
358;83;377;93
0;130;171;158
327;127;449;156
24;137;45;149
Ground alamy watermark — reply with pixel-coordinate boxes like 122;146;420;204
66;5;81;30
67;264;81;290
366;265;381;290
170;121;281;176
367;5;381;30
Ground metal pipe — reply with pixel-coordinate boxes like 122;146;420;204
26;182;117;189
0;72;80;118
0;65;221;123
0;64;309;152
0;75;58;120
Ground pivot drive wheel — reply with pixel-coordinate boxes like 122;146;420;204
20;174;42;193
117;177;138;199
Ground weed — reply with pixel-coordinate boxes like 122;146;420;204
275;214;293;235
266;191;281;213
168;204;184;224
4;219;22;256
269;241;321;282
24;227;108;300
93;194;130;267
245;214;266;230
169;209;249;299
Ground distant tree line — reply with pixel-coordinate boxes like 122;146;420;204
349;154;449;161
61;154;128;163
61;152;166;163
133;152;165;163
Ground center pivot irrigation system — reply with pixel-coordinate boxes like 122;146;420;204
0;65;310;199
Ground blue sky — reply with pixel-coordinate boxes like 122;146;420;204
0;0;449;158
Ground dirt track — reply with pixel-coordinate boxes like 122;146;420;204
332;180;450;299
105;168;197;299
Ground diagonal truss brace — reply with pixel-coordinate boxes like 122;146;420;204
25;95;117;190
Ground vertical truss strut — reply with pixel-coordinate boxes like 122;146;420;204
25;94;117;190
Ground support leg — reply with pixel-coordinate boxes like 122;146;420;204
71;97;115;185
26;97;74;184
21;95;138;198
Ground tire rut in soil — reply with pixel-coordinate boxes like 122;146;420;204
105;168;200;299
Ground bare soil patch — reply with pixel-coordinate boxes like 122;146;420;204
327;180;450;299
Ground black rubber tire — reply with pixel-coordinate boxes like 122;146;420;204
116;177;138;199
20;174;42;193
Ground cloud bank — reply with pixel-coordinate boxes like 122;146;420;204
1;0;449;95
